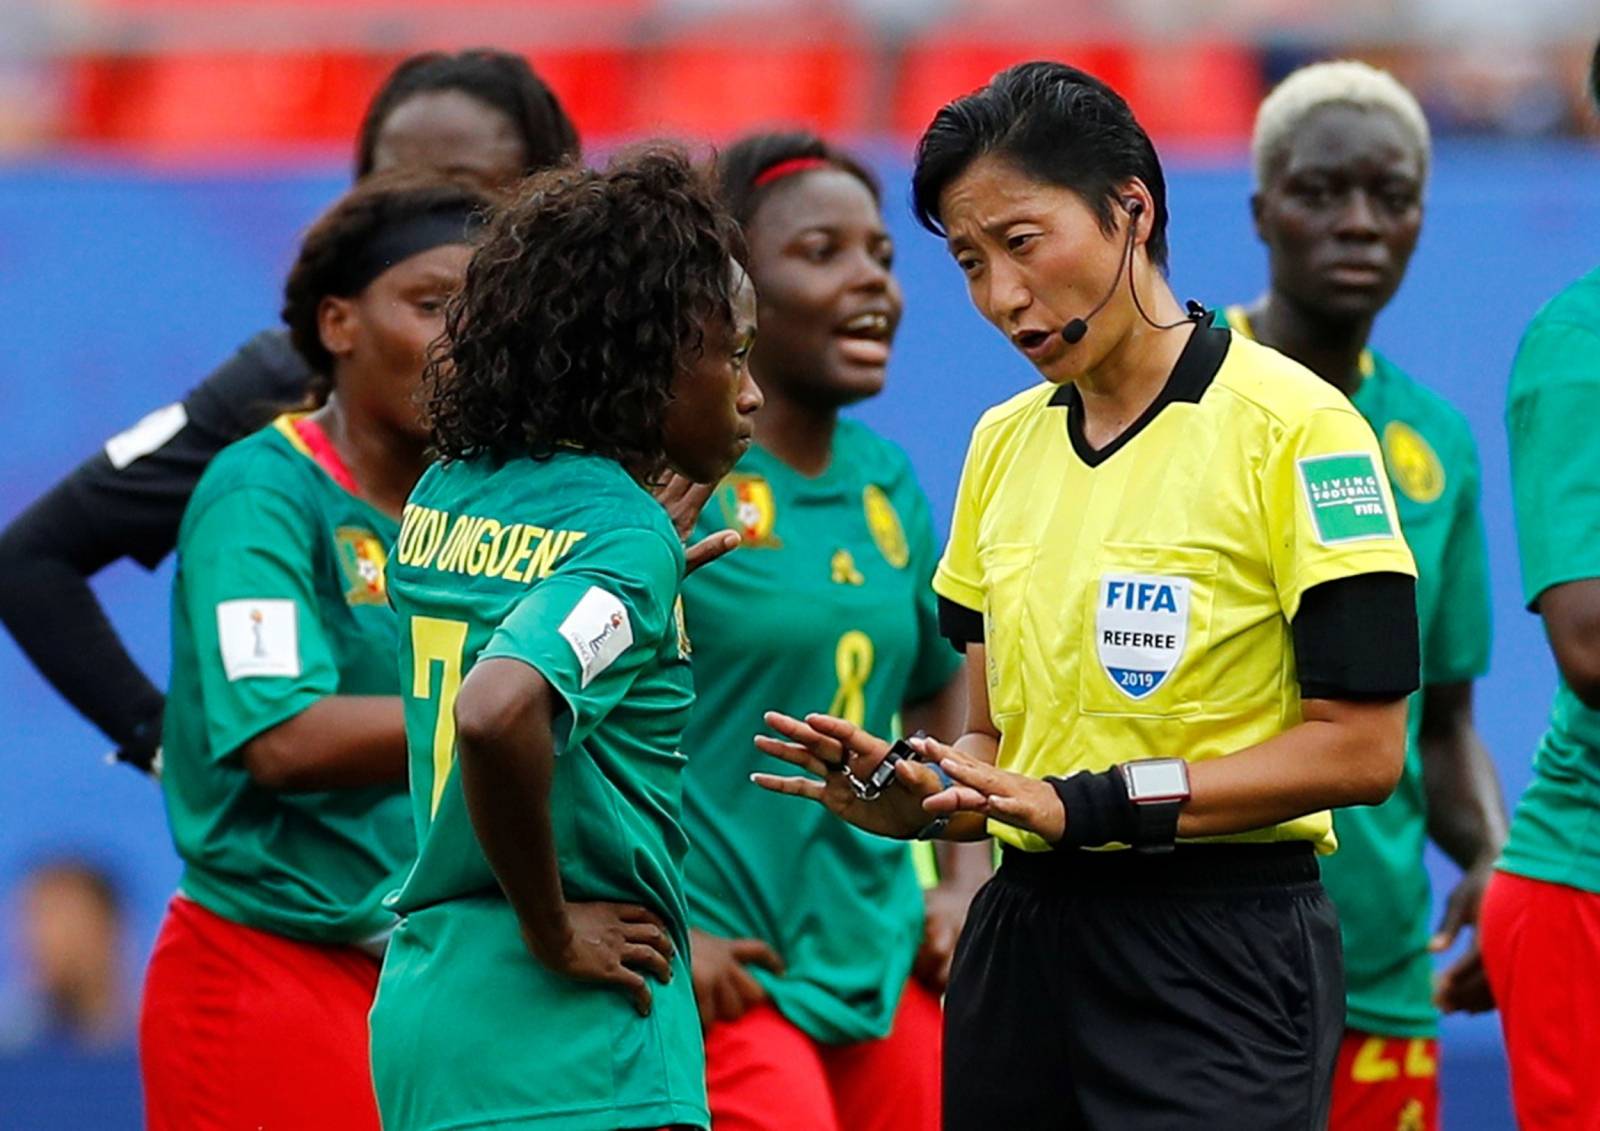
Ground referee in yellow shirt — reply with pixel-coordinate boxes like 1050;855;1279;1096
754;61;1420;1129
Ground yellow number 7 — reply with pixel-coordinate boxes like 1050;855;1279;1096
411;616;469;816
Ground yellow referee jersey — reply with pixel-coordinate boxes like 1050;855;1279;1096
933;322;1416;853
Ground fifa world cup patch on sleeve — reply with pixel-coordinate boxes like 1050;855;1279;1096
216;598;301;681
559;587;634;688
1296;452;1396;544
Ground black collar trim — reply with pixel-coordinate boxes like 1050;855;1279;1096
1049;315;1230;468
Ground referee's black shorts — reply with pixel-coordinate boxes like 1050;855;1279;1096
943;842;1342;1131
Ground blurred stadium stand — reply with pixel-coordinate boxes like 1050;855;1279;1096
0;0;1594;154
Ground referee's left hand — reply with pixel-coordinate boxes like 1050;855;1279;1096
914;737;1068;844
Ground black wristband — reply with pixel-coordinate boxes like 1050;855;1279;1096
1045;769;1138;849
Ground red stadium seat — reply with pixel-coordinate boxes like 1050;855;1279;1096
893;37;1134;140
63;44;642;155
65;52;398;154
632;21;872;140
1124;41;1261;144
892;32;1259;146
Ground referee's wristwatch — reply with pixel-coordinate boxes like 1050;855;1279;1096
1118;759;1191;853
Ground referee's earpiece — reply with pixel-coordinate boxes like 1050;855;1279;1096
1059;199;1148;345
1058;196;1195;346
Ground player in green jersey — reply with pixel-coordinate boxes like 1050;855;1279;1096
1228;61;1506;1130
140;173;489;1131
670;132;981;1131
1480;39;1600;1129
371;147;761;1131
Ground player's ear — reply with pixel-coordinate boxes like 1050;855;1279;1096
318;295;357;361
1249;191;1268;244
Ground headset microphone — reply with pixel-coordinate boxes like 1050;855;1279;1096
1058;200;1199;345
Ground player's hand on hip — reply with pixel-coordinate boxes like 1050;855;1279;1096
918;738;1067;843
689;929;784;1028
751;711;942;839
531;902;676;1017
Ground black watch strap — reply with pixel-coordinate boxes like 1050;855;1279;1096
1128;797;1182;854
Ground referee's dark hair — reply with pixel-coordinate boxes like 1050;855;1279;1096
716;130;881;228
911;60;1170;269
354;49;580;181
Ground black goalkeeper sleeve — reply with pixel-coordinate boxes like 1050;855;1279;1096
0;328;311;768
0;480;166;759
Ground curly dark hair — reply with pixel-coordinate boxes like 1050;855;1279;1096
354;49;580;180
715;129;881;229
281;171;495;382
426;144;744;473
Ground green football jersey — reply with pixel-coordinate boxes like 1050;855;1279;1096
1503;267;1600;897
1225;309;1493;1036
161;415;413;944
680;420;963;1045
371;449;706;1131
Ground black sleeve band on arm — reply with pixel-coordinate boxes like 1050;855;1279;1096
1292;572;1420;701
937;595;984;653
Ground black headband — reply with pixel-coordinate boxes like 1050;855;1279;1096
335;206;481;296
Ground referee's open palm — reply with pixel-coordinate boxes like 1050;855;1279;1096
752;712;941;839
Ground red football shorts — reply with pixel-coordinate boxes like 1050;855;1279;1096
1329;1030;1439;1131
704;978;942;1131
1480;869;1600;1130
140;895;383;1131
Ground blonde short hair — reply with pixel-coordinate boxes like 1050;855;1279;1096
1252;60;1431;188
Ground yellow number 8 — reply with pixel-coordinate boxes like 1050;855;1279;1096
828;630;875;726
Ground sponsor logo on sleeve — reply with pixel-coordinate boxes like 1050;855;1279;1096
1096;575;1190;699
216;598;300;681
830;548;865;586
1296;451;1396;544
559;587;634;689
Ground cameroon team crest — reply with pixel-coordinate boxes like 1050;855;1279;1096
717;475;780;548
862;485;909;568
1382;421;1445;504
1096;574;1191;700
335;526;389;605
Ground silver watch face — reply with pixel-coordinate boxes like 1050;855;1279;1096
1125;759;1188;800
